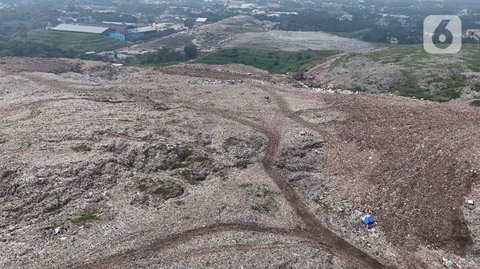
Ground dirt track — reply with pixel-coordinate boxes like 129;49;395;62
15;69;388;269
68;76;390;269
3;58;479;269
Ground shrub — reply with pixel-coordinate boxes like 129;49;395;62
239;183;253;189
471;100;480;107
70;211;98;224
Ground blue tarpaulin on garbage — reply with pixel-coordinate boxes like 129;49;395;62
362;215;376;225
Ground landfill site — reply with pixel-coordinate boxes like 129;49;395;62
133;16;374;53
1;57;480;269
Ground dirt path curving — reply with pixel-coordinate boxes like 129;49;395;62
74;98;389;269
25;69;390;268
74;223;316;269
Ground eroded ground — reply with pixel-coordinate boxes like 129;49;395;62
0;57;479;269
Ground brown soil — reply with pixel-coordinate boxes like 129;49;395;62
1;58;479;269
319;94;480;255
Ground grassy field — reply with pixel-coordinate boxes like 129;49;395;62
461;44;480;72
366;44;480;69
363;44;480;102
365;44;437;68
22;29;128;53
471;100;480;107
196;48;338;74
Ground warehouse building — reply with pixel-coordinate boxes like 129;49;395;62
51;23;126;40
51;23;159;41
126;26;158;40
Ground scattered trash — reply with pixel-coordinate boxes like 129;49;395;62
299;131;313;136
362;214;377;226
198;79;241;85
467;200;475;206
442;257;463;268
442;257;453;267
53;227;61;235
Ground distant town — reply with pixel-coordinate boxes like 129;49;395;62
3;0;480;61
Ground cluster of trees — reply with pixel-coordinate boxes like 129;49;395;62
0;1;180;58
184;45;199;59
253;0;480;45
195;48;337;74
0;40;75;58
254;10;426;44
0;3;65;57
256;11;372;33
361;21;423;44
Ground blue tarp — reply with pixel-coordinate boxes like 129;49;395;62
362;215;376;225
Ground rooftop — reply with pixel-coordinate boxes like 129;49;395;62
51;24;110;34
102;21;137;27
128;26;157;33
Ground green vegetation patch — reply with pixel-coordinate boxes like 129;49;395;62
21;29;127;53
173;154;209;169
70;211;99;224
471;100;480;107
138;183;148;192
174;200;186;206
366;45;429;65
461;45;480;72
392;81;461;102
472;83;480;92
196;48;338;74
234;160;250;169
250;203;270;213
390;73;434;101
134;178;185;204
391;71;462;102
367;44;480;72
430;73;467;89
239;183;253;189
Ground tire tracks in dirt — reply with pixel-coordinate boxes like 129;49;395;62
206;88;388;268
28;72;390;268
195;106;323;229
73;224;316;269
256;83;363;186
74;98;389;269
157;241;318;265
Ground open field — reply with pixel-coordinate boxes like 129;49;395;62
21;29;128;53
303;44;480;104
0;57;479;268
223;30;375;52
132;16;373;54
